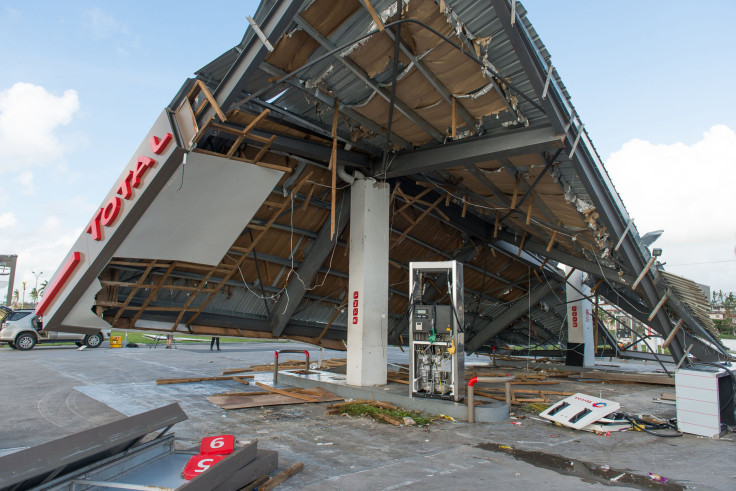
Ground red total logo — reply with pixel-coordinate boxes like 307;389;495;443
86;132;172;241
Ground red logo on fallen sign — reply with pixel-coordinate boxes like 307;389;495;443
85;133;172;241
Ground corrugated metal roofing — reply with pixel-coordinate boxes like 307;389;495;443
82;0;728;361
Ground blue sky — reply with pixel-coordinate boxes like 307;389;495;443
1;0;734;303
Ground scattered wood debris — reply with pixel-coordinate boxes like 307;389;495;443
155;375;253;385
255;382;319;402
208;387;342;410
260;462;304;491
572;371;675;386
221;358;347;375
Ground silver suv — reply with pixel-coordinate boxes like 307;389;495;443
0;309;109;351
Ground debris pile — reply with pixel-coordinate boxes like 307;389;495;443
327;399;435;426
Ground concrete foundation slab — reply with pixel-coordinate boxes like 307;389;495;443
279;369;509;423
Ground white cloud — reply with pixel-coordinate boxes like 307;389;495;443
0;212;17;228
82;7;127;40
0;82;80;172
0;213;83;298
607;125;736;291
13;171;35;195
4;6;20;19
0;193;98;297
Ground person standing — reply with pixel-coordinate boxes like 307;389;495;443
210;336;220;351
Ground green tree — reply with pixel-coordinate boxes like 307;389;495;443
29;288;38;305
725;292;736;335
39;279;48;296
12;289;19;307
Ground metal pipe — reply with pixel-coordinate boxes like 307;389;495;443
273;349;310;383
467;375;515;423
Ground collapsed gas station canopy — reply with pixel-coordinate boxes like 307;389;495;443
38;0;728;363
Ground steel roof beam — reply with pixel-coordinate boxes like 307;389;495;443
396;180;563;283
494;229;633;285
465;277;563;352
370;6;478;131
490;0;715;361
259;62;412;150
270;190;351;337
498;157;559;224
204;0;308;117
429;0;519;120
246;98;379;155
208;122;371;167
294;15;445;142
381;125;563;178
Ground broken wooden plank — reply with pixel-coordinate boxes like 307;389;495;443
208;387;342;410
260;463;304;491
156;375;254;385
375;412;403;426
361;0;384;31
572;371;675;386
255;382;319;402
241;475;270;491
221;368;254;375
662;319;684;349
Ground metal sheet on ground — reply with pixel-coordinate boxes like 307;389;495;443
208;387;342;410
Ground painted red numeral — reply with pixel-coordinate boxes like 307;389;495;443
200;435;234;455
353;291;359;299
182;454;225;480
352;316;358;325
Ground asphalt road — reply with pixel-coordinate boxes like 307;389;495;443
1;341;734;489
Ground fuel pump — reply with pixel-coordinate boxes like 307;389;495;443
408;261;464;401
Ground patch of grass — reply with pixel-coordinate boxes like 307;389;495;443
111;331;286;345
338;403;435;425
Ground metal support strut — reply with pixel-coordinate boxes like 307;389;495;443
467;375;515;423
273;349;310;383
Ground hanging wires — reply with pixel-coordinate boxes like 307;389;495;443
224;184;346;317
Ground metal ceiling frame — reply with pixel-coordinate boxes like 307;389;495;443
489;0;728;361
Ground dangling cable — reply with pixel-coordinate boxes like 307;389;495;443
381;0;402;176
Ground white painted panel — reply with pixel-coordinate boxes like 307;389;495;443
62;279;112;330
117;152;283;265
676;397;719;417
678;421;720;438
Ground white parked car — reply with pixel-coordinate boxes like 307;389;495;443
0;309;109;351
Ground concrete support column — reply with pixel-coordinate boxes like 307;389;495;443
346;179;390;386
565;269;595;367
